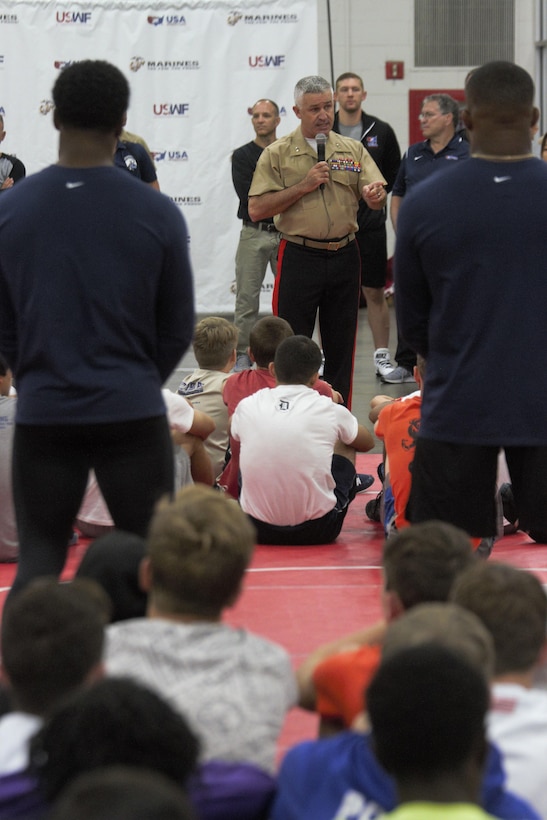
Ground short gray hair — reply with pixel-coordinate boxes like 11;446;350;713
294;76;332;105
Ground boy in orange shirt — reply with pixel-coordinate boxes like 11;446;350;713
369;355;495;556
298;521;475;735
368;356;425;534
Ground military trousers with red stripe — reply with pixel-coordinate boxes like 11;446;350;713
273;237;360;409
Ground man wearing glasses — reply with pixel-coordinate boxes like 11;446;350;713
385;94;469;384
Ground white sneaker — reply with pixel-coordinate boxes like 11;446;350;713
318;350;325;378
374;348;394;379
381;366;416;384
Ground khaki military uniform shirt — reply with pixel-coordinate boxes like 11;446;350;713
249;128;386;240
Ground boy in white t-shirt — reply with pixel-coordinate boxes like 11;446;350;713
232;335;374;545
451;561;547;819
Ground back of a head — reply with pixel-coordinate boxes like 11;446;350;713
1;579;107;714
382;520;475;610
192;316;238;370
52;60;129;132
0;352;8;377
382;602;495;680
147;484;256;618
465;61;534;118
368;644;489;781
274;335;322;385
75;531;147;623
249;316;293;368
451;561;547;676
49;766;196;820
32;677;200;803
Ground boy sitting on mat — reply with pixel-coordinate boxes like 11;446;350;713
365;355;425;536
178;317;238;482
232;335;374;545
105;484;297;774
217;315;342;499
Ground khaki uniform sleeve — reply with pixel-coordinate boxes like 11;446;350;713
249;146;285;197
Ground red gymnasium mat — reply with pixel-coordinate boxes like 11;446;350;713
1;452;547;758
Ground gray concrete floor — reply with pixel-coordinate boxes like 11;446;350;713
166;305;417;454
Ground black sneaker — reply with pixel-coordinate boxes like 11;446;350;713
500;483;517;522
354;473;374;494
366;490;383;522
500;482;519;535
529;530;547;544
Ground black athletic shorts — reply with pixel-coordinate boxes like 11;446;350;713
248;454;357;546
356;226;388;289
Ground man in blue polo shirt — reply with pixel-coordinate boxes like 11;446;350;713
385;94;469;384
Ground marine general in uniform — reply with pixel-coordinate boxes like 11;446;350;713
248;75;386;408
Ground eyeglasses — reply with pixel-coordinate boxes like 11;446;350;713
418;111;442;120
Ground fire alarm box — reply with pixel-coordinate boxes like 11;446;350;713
386;61;404;80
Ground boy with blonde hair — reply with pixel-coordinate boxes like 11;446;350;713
105;485;297;772
178;317;238;480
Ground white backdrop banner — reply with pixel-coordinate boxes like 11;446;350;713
0;0;317;312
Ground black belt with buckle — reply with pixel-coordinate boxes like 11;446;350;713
281;233;355;252
243;220;278;233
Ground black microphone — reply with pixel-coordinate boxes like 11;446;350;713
316;132;327;189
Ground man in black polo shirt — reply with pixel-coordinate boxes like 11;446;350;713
333;72;401;379
231;99;280;371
